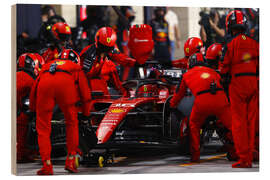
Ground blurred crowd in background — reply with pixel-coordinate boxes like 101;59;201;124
17;5;259;75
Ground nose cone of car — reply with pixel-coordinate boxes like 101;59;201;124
96;126;113;144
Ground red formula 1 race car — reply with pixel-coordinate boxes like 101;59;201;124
80;63;195;166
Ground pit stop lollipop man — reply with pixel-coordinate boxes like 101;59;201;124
29;49;91;175
16;53;45;163
80;27;136;98
219;10;259;168
170;53;233;163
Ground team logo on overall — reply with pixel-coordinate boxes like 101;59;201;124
55;61;66;65
107;37;111;43
242;35;247;40
201;73;210;79
54;53;59;59
242;53;251;62
185;48;190;54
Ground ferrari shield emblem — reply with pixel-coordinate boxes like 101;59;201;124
107;37;111;43
185;48;189;54
144;86;148;92
242;35;246;40
65;26;71;32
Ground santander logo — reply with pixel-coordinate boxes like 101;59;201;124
134;38;149;43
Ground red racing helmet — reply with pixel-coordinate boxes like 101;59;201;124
205;43;223;60
51;22;72;42
205;43;222;69
188;53;205;69
95;27;117;52
137;84;159;98
59;49;80;64
184;37;203;57
18;53;45;76
225;10;248;34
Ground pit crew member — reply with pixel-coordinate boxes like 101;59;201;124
219;10;259;168
170;53;232;162
41;22;72;63
80;27;136;97
171;37;204;69
17;53;45;163
29;49;91;175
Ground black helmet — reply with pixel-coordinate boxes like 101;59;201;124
226;10;248;34
188;53;206;69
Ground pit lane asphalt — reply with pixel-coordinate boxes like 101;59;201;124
16;140;259;176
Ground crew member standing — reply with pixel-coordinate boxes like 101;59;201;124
170;53;232;162
30;50;91;175
220;10;259;168
17;53;45;163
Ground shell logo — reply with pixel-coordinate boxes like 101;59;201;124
201;72;210;79
242;35;247;40
55;61;66;65
198;42;202;46
107;37;111;43
185;48;190;53
110;108;124;113
242;53;251;62
54;53;59;59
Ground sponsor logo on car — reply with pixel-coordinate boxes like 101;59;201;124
110;108;125;113
113;103;136;107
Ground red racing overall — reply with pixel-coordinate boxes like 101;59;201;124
41;46;66;63
220;33;259;164
170;65;232;162
30;59;91;162
16;70;35;161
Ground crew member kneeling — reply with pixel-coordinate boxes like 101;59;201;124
170;53;232;162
